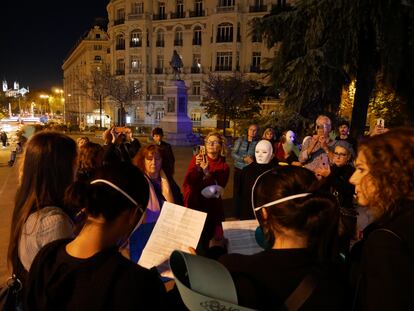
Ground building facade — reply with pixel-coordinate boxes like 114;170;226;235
64;0;286;128
62;26;111;127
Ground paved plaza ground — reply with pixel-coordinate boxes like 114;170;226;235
0;133;236;282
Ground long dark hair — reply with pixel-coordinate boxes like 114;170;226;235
8;131;77;272
253;166;339;262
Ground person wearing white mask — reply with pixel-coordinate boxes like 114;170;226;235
239;140;278;220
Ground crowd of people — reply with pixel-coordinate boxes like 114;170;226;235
5;118;414;310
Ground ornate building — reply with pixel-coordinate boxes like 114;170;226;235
64;0;285;128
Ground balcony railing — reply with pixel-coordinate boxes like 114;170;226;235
115;69;125;75
192;38;202;45
217;5;236;13
130;68;143;74
114;19;125;25
249;5;267;12
174;39;183;46
171;11;185;19
189;10;205;17
156;40;165;47
216;36;233;43
154;68;164;74
153;14;167;20
215;65;232;71
115;44;125;50
130;40;142;48
128;13;144;20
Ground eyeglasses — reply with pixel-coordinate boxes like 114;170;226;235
334;152;348;157
206;141;220;146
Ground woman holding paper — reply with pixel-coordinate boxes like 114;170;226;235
25;163;167;310
183;132;230;250
219;166;346;310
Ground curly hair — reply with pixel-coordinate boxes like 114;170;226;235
204;132;227;157
358;127;414;220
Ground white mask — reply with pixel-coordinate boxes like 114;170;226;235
286;130;296;143
255;140;273;164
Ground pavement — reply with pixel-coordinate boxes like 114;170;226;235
0;133;236;283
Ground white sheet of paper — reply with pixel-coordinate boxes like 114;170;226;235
138;202;207;278
222;219;263;255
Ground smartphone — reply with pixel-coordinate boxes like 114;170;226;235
199;145;206;155
376;118;385;129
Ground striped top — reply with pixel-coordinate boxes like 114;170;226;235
18;206;74;271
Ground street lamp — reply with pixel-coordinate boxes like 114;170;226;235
39;94;49;115
54;89;64;123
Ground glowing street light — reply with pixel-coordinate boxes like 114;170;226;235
54;89;65;123
39;94;49;115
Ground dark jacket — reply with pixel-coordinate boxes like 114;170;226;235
349;200;414;311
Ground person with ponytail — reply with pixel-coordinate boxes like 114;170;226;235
24;163;167;310
218;166;346;310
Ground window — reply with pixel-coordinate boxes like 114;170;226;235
174;27;183;46
191;109;202;122
192;54;201;73
94;45;102;50
219;0;234;6
95;34;101;39
156;29;165;47
252;52;261;68
116;59;125;75
217;23;233;42
155;55;164;74
94;55;102;61
116;34;125;50
216;51;232;71
115;8;125;24
130;30;142;47
251;29;262;42
193;81;201;95
195;0;203;13
130;56;141;73
159;2;166;19
131;2;144;14
156;81;164;95
176;0;184;17
193;26;202;45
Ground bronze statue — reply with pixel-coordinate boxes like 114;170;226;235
170;50;183;80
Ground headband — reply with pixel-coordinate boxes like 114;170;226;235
90;179;138;207
253;193;312;212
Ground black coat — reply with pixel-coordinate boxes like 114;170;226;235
349;200;414;311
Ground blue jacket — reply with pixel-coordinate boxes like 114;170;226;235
231;136;258;170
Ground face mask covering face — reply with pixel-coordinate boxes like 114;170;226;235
255;140;273;164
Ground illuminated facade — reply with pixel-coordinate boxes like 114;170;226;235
64;0;288;127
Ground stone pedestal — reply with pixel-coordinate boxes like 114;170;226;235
160;80;197;146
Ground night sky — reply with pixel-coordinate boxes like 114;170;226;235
0;0;109;91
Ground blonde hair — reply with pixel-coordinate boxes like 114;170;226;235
205;132;227;157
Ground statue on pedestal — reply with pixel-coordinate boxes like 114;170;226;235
170;50;183;80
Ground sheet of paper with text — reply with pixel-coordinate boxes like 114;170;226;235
222;219;263;255
138;202;207;278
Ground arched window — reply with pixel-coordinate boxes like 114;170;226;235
193;26;202;45
156;29;165;47
130;29;142;47
216;23;233;42
116;34;125;50
174;27;183;46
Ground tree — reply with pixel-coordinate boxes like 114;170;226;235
254;0;414;138
201;73;264;136
77;64;142;126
